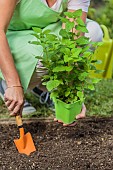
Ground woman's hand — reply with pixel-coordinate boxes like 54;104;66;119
4;86;24;117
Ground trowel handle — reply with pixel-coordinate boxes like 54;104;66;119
15;115;24;137
15;115;23;128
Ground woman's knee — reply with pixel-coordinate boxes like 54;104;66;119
85;21;103;42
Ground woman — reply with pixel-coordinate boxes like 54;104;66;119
0;0;103;125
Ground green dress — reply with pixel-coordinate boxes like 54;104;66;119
0;0;68;91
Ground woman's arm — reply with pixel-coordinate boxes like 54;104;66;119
0;0;24;116
0;0;21;86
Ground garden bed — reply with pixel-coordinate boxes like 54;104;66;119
0;117;113;170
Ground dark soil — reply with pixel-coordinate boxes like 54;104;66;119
1;117;113;170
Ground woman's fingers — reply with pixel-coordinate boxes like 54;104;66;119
9;100;24;116
10;112;16;117
5;97;24;113
12;100;24;115
10;104;23;116
5;100;12;107
5;100;24;116
7;100;17;111
4;86;24;116
4;94;10;102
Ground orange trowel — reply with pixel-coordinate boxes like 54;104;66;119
14;115;36;156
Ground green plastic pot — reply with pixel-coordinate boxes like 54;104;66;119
91;25;113;79
53;98;82;124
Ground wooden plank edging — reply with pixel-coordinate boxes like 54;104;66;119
0;116;113;124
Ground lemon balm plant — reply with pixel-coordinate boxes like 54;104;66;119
31;9;100;124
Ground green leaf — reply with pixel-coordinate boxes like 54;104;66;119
76;37;89;45
53;66;73;72
57;60;64;64
65;22;75;32
50;91;58;99
42;82;47;85
29;41;41;45
46;80;62;91
76;86;82;91
88;84;95;90
82;46;90;53
31;33;40;39
64;55;72;62
76;25;89;33
35;55;43;59
71;48;82;56
73;9;82;17
92;78;101;84
46;34;57;41
76;18;85;26
59;29;68;38
42;75;50;80
73;96;78;102
62;39;74;47
60;47;70;55
73;58;82;62
77;91;84;99
83;52;92;58
32;27;42;33
59;17;69;23
78;72;88;81
65;91;70;97
42;29;51;34
64;12;74;18
69;43;76;49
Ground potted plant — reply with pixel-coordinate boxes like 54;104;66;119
31;10;100;125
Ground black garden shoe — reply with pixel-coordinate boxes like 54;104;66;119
31;86;55;111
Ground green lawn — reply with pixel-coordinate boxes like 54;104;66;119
85;79;113;117
0;79;113;119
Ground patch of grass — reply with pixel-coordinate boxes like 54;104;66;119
0;92;53;119
85;79;113;117
0;102;9;119
0;79;113;119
